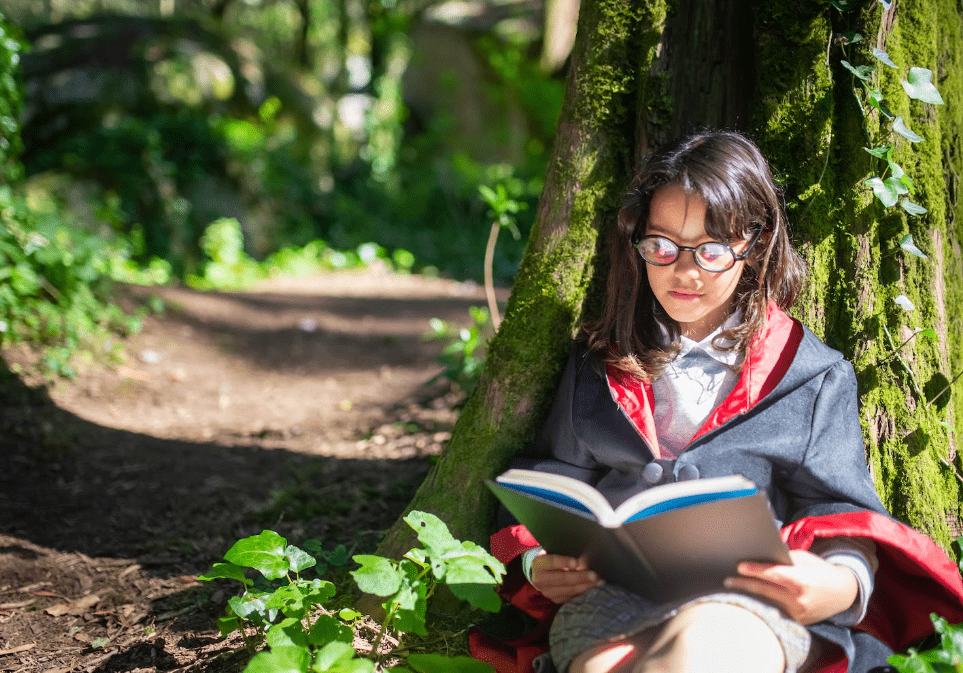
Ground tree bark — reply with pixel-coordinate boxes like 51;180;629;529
377;0;963;560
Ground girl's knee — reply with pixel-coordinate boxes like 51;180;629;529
647;604;785;673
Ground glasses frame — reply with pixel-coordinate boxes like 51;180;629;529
635;226;763;273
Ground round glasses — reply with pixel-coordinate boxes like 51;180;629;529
635;227;762;273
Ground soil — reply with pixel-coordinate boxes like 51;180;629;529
0;267;504;673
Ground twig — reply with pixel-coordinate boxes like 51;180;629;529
484;222;502;330
927;369;963;407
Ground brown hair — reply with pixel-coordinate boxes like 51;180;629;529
582;129;808;379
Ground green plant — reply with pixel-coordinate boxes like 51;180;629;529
888;613;963;672
478;184;524;330
425;307;491;398
199;511;504;672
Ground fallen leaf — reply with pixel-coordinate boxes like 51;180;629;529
0;598;37;609
0;643;35;655
45;594;100;617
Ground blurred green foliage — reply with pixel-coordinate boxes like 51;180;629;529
0;1;564;372
9;2;561;283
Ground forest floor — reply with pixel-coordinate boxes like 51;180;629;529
0;267;505;673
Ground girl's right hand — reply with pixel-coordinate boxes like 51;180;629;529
530;551;604;604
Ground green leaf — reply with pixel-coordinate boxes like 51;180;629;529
90;637;110;649
899;234;928;259
266;617;310;649
893;116;924;143
866;176;899;207
902;68;945;105
841;60;874;81
914;328;938;341
322;544;350;567
864;145;892;160
313;642;375;673
407;654;496;673
901;199;927;216
872;48;898;68
390;565;428;636
245;646;311;673
894;295;915;311
225;530;291;580
884;175;909;197
351;555;404;597
841;31;863;44
199;562;252;587
217;615;241;637
285;545;318;574
265;584;311;619
865;88;894;119
229;592;275;624
404;511;461;557
307;614;353;648
933;613;963;662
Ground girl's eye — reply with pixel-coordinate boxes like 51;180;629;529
644;238;677;262
696;243;732;268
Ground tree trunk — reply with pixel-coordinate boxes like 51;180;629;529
377;0;963;559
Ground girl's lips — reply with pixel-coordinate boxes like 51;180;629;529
669;290;701;300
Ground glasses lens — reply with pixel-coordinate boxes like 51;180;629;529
695;243;734;271
638;237;678;265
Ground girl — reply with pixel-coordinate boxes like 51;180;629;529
472;130;963;673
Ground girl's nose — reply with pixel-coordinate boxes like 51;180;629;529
673;251;702;278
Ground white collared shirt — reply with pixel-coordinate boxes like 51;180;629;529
652;312;743;459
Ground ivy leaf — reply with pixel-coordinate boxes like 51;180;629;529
216;615;241;637
901;199;928;215
224;530;291;580
866;88;894;119
265;617;309;649
407;654;497;673
841;60;874;81
872;48;898;68
228;592;275;624
894;295;915;311
913;328;939;341
866;176;899;207
864;145;892;160
405;511;461;557
902;68;945;105
899;233;928;258
307;614;353;648
888;162;914;194
285;545;317;574
245;646;311;673
390;561;429;636
313;642;375;673
351;555;404;597
840;31;863;44
893;116;924;143
198;562;252;587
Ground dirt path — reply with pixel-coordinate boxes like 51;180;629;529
0;268;500;673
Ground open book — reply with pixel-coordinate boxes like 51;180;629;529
487;469;791;602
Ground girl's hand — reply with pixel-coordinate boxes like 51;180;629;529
724;550;859;625
530;551;603;604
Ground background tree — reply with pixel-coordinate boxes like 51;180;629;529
377;0;963;558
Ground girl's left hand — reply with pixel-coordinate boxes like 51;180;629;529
723;550;858;625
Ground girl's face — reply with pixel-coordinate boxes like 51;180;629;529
644;183;749;342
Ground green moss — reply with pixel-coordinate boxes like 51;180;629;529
751;0;962;547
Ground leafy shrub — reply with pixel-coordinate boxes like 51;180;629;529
200;511;504;672
425;306;492;398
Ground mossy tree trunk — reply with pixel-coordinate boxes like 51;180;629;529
377;0;963;559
